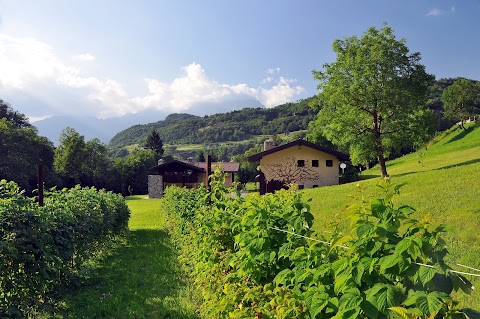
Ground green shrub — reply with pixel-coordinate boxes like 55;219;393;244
163;172;474;318
0;180;130;317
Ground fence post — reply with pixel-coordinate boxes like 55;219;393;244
37;164;44;206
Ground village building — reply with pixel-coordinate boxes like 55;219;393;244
148;157;240;198
248;139;349;194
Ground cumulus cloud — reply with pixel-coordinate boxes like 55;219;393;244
0;33;134;117
72;53;95;61
134;63;304;110
1;33;306;119
257;77;305;107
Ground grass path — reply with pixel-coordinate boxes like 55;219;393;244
57;195;199;319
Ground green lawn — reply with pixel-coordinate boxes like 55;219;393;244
303;122;480;309
55;195;199;319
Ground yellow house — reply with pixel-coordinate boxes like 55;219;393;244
248;139;349;194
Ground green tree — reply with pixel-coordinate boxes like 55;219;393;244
195;150;206;162
82;138;120;190
54;127;87;187
0;118;55;192
0;99;31;128
145;129;164;155
441;78;480;130
311;25;434;177
115;149;157;195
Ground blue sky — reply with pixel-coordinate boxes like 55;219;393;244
1;0;479;121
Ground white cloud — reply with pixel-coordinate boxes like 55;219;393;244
427;8;443;16
257;77;305;108
135;63;305;110
28;115;52;123
72;53;95;61
0;34;61;88
1;33;305;118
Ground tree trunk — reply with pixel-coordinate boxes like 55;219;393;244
373;110;389;178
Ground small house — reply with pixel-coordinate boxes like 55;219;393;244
148;157;240;198
248;139;349;194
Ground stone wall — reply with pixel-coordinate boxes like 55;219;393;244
148;175;164;198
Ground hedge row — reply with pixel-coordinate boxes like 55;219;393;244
163;170;473;319
0;180;130;317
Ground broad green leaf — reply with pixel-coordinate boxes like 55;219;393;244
269;251;276;263
419;265;436;286
397;205;416;216
274;269;294;286
380;253;401;271
416;292;444;317
309;292;330;318
331;309;360;319
361;299;379;319
403;290;425;307
329;235;352;253
373;285;404;313
352;262;365;285
334;273;353;294
395;238;412;254
357;223;374;237
388;306;409;319
338;293;363;311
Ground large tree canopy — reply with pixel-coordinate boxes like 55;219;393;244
0;101;54;192
310;25;435;177
441;78;480;129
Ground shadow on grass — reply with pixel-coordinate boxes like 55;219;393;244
447;124;478;144
359;157;480;182
432;158;480;171
124;196;149;201
59;229;199;319
359;174;380;181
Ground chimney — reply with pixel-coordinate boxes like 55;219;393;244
187;157;195;163
264;139;276;151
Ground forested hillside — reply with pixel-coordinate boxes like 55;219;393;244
108;97;317;149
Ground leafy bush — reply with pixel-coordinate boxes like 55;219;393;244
0;180;130;318
163;172;474;318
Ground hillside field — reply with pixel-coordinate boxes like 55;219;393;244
303;122;480;309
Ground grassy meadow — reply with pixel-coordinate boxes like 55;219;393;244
303;122;480;309
54;196;199;319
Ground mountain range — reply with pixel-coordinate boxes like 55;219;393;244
32;98;264;145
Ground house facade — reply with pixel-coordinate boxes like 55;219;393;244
148;157;240;198
248;139;349;194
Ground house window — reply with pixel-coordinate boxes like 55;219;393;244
298;185;304;190
326;160;333;167
312;160;319;167
313;185;318;188
297;160;305;167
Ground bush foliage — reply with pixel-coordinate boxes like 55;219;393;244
0;180;130;317
163;171;473;318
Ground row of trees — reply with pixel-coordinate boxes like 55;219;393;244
1;100;163;195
